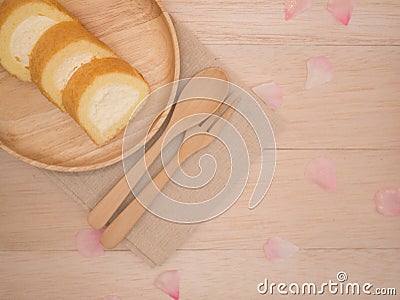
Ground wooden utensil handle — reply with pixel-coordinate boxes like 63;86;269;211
87;134;168;230
87;176;131;229
100;199;146;249
101;156;179;249
100;133;215;248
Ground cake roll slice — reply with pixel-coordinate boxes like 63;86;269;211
0;0;75;81
30;21;116;111
63;57;150;146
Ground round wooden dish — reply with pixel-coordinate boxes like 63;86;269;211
0;0;180;172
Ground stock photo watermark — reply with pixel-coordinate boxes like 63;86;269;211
257;272;397;296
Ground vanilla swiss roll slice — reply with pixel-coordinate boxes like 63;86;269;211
30;21;116;111
0;0;75;81
63;57;150;145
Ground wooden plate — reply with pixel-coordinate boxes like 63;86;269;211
0;0;180;172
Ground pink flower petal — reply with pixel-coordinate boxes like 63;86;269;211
305;56;333;89
263;237;299;262
103;296;121;300
375;187;400;216
327;0;355;26
252;82;283;110
305;157;337;192
285;0;313;21
76;228;105;258
155;270;180;300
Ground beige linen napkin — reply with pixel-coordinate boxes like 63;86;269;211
42;20;283;266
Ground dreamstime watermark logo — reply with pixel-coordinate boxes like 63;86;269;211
122;78;276;223
257;272;397;296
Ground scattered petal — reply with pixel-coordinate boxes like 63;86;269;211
155;270;180;300
263;237;299;261
76;228;105;258
327;0;355;26
305;56;333;89
103;296;121;300
375;187;400;216
252;82;283;110
305;157;337;192
285;0;313;21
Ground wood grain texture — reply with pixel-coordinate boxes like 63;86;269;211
0;0;399;299
1;149;399;251
163;0;400;46
0;250;399;299
207;45;400;149
0;0;180;171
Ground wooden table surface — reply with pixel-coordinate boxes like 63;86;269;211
1;1;399;299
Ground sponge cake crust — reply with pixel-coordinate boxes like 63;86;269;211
30;21;116;110
0;0;75;81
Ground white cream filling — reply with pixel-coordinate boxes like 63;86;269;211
10;15;57;67
54;52;94;90
89;84;140;133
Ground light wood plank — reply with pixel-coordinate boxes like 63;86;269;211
1;149;399;251
184;149;400;250
0;249;398;299
163;0;400;45
0;151;126;251
206;45;400;149
1;1;400;299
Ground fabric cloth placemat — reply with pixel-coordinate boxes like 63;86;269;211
42;19;284;266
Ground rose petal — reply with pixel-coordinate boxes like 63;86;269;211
154;270;180;300
305;157;337;192
327;0;355;26
285;0;313;21
375;187;400;216
305;56;333;89
76;228;105;258
103;296;121;300
263;237;299;262
252;82;283;110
